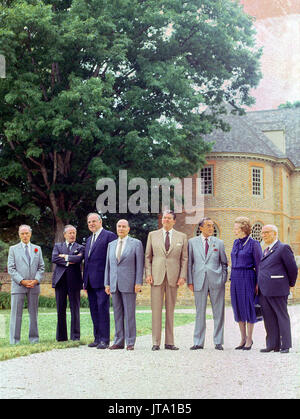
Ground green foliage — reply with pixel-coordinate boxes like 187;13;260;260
0;240;9;271
0;291;90;309
278;100;300;109
0;0;262;242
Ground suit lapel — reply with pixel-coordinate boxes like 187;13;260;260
206;236;215;260
18;242;29;266
89;230;104;257
262;241;280;261
118;236;132;264
157;229;166;255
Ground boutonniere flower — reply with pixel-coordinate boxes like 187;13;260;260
34;248;38;253
214;248;218;251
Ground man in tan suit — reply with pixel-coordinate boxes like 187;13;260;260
145;210;188;351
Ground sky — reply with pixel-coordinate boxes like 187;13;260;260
240;0;300;111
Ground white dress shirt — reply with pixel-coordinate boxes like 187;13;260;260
115;235;129;259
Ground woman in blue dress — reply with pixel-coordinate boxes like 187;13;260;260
230;217;263;350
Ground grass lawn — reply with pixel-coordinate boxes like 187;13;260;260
0;307;197;361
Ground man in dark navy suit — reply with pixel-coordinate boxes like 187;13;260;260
258;224;298;353
52;225;84;341
83;213;117;349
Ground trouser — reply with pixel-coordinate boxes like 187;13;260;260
193;279;225;347
10;292;39;344
151;276;177;346
87;286;110;344
260;294;292;349
111;288;137;346
55;276;81;341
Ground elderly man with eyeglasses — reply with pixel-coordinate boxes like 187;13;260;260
258;224;298;353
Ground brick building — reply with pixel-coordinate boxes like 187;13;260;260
174;106;300;298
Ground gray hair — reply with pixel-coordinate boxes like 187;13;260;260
264;224;278;236
87;212;102;221
63;224;77;234
18;224;32;233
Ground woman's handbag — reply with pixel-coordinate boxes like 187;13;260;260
254;295;263;322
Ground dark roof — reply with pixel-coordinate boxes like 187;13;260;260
204;107;300;167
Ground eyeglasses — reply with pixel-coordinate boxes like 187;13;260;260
261;231;274;235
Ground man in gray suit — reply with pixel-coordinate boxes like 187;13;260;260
188;217;228;350
7;225;45;344
104;219;144;350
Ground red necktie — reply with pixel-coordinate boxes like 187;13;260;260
165;231;170;252
205;238;209;256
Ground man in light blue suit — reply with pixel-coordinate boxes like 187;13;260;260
188;218;228;350
104;219;144;350
7;225;45;344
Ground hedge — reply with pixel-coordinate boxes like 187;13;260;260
0;292;90;309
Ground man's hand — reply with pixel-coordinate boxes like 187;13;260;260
177;278;186;287
20;279;38;288
105;286;111;295
145;275;153;285
188;284;194;292
135;284;142;293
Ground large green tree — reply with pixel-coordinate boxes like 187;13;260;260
0;0;261;242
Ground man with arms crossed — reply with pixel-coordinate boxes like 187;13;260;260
145;210;188;351
83;213;117;349
7;224;45;344
104;219;144;350
259;224;298;353
188;217;228;350
51;225;84;341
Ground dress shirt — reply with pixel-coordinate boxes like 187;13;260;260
64;241;73;263
200;234;212;246
115;235;129;259
266;239;278;252
21;242;32;258
162;228;174;245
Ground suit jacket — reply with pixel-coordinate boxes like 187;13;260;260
145;228;188;287
104;236;144;293
187;235;228;291
83;229;117;289
258;241;298;297
51;242;84;290
7;242;45;295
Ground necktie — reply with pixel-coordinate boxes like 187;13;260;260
205;238;209;257
165;231;170;252
88;234;96;257
67;243;72;254
117;239;123;262
25;244;31;265
264;247;269;256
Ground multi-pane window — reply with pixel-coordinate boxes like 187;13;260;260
251;222;263;242
252;167;263;196
200;166;213;195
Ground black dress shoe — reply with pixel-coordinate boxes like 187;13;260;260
152;345;160;351
127;345;134;351
243;341;253;351
260;347;279;353
280;348;289;353
215;344;224;350
165;344;179;350
235;342;246;350
190;345;204;350
97;341;109;349
88;341;99;347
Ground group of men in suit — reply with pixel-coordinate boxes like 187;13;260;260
7;212;298;354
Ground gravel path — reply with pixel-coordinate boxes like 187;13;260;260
0;305;299;399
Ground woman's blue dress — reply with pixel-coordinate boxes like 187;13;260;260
230;236;263;323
